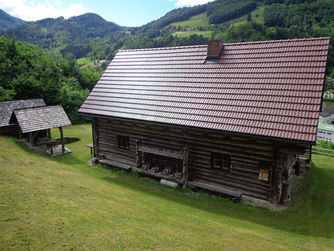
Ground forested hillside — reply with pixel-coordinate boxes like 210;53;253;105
0;37;100;123
3;0;333;74
2;13;126;60
0;9;25;31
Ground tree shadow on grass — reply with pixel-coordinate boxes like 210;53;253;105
100;163;334;240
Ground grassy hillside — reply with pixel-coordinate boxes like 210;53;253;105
171;6;264;39
171;12;210;29
1;124;334;249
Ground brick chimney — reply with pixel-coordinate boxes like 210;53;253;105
207;40;224;59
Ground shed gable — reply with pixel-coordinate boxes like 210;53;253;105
0;99;45;127
11;105;71;133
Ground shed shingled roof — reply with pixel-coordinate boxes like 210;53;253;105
11;105;71;133
78;37;330;143
0;99;45;127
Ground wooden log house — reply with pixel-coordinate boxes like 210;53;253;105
78;38;330;208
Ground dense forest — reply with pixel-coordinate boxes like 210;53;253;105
207;0;257;24
2;13;125;60
3;0;333;73
1;0;334;123
0;37;100;123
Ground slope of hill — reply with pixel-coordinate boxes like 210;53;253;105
3;13;127;59
1;124;334;249
0;9;25;31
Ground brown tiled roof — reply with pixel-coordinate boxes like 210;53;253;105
11;105;71;133
0;99;45;127
78;37;330;143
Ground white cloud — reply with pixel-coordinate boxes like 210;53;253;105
0;0;90;21
174;0;215;7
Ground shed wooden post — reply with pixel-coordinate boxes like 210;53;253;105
182;147;189;189
92;119;99;158
59;127;65;154
18;127;23;139
29;132;34;147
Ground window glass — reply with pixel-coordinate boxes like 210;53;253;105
117;135;130;150
212;153;230;171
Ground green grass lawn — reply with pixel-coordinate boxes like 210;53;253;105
324;100;334;107
228;6;265;27
172;30;213;39
1;124;334;249
76;57;102;71
171;6;264;39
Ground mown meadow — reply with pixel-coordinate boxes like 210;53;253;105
1;124;334;250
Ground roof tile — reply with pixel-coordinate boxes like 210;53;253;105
79;37;330;143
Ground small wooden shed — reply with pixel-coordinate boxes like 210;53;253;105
10;105;74;156
0;99;45;135
78;37;330;208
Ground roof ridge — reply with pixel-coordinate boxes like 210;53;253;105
13;104;60;112
226;37;330;46
119;44;207;52
0;98;45;104
118;37;330;53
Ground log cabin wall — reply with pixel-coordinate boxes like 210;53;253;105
94;117;299;204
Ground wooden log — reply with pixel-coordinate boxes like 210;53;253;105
36;137;80;147
98;119;274;150
190;180;242;198
132;167;183;184
182;147;189;188
99;159;132;170
135;139;141;168
97;126;274;158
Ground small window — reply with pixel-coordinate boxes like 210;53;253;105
117;135;130;150
258;161;271;182
211;153;231;172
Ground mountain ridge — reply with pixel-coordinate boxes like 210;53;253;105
1;0;334;76
0;9;26;31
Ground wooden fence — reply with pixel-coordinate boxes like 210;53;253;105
312;147;334;157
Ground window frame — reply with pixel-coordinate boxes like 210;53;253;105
211;152;231;172
117;135;130;150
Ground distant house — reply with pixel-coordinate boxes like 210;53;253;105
0;99;45;135
79;38;330;208
323;89;334;100
317;123;334;143
181;26;194;31
319;106;334;124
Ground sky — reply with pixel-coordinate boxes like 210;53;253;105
0;0;214;27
